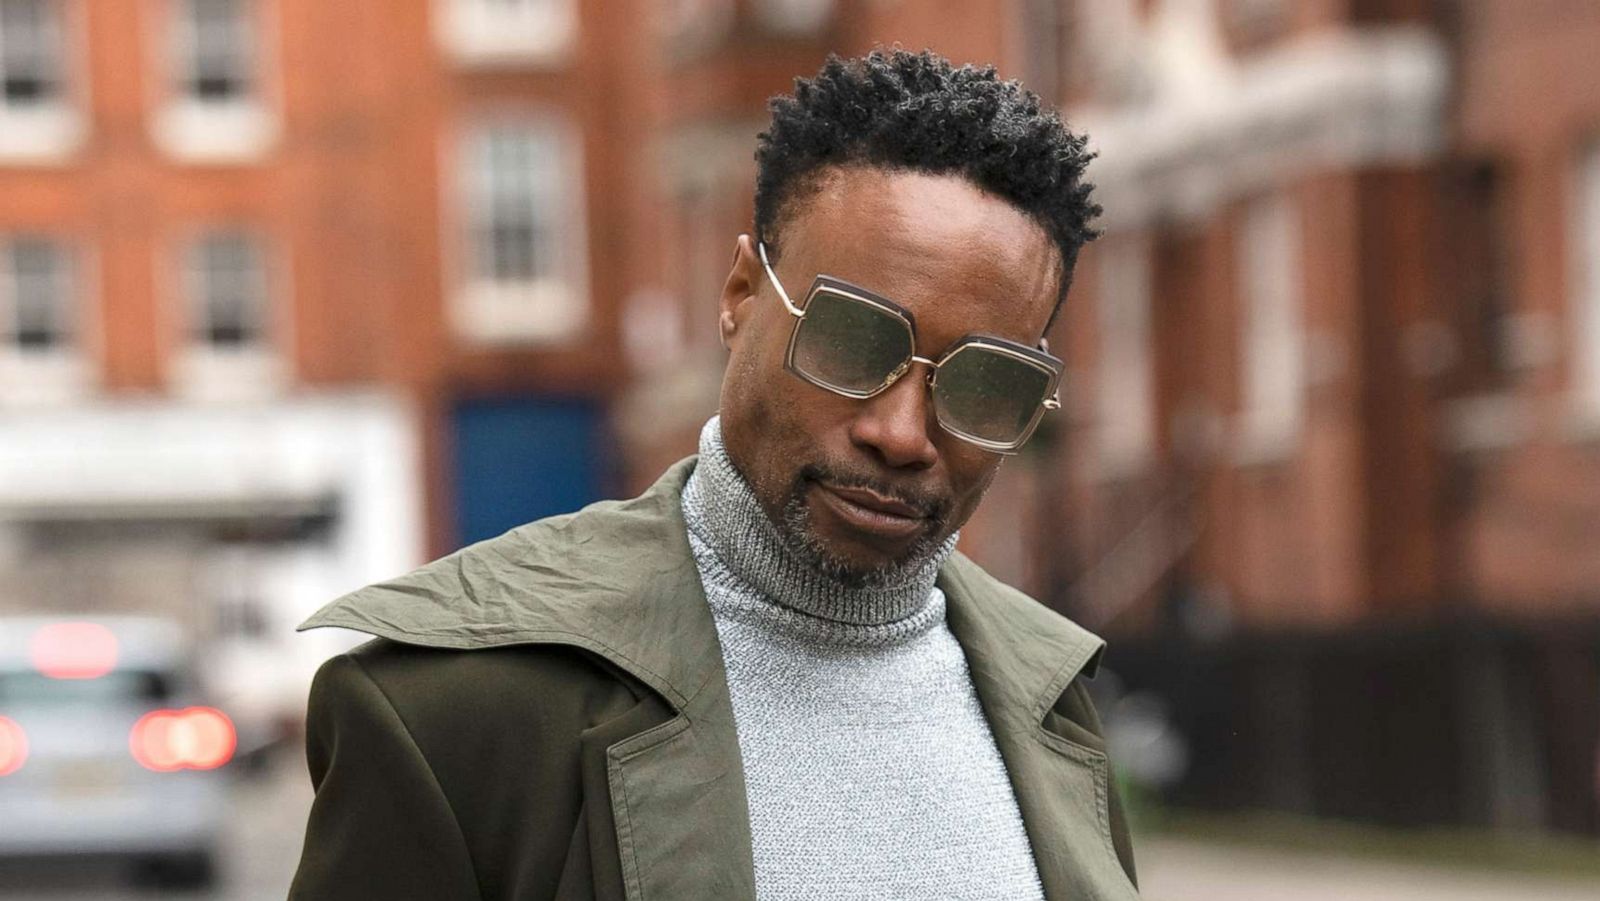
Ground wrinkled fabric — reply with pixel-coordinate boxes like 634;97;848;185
291;456;1139;900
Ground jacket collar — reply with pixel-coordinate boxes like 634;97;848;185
298;454;1104;719
300;455;1123;899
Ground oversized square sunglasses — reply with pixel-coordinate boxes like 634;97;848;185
757;242;1063;454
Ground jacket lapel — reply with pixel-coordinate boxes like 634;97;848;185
604;658;754;900
299;455;1122;901
298;458;757;900
941;556;1136;901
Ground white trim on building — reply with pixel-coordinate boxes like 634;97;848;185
752;0;834;36
1570;141;1600;430
1095;232;1156;476
1235;192;1305;463
432;0;576;68
1076;21;1450;230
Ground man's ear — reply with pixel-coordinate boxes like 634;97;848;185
717;234;762;351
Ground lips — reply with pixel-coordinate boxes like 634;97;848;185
812;480;929;541
821;484;922;518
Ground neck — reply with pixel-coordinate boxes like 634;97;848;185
681;417;955;626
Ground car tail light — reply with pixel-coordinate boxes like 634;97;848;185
129;707;236;772
0;716;27;775
31;621;119;679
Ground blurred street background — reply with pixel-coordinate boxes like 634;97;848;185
2;0;1599;896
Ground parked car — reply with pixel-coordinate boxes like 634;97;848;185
0;616;235;889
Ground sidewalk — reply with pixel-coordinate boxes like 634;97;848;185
1137;836;1600;901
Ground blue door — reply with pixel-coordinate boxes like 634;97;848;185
451;396;609;546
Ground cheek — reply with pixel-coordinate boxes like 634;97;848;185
719;324;821;506
943;450;1004;524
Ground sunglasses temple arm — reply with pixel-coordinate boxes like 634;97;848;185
757;241;805;318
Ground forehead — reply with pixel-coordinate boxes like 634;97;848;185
778;167;1060;347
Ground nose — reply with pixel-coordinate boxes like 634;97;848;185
847;361;938;470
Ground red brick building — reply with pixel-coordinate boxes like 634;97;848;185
0;0;661;717
612;0;1600;833
4;0;1598;829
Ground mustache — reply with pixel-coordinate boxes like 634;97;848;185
796;462;951;522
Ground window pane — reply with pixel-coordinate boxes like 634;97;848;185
7;237;70;351
183;0;251;100
190;232;266;348
1240;195;1304;449
1097;234;1154;465
1578;145;1600;410
0;0;62;105
469;123;564;285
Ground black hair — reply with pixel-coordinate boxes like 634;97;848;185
753;48;1100;325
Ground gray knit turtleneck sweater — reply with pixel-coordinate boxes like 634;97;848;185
681;417;1045;901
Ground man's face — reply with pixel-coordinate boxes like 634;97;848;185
717;167;1061;585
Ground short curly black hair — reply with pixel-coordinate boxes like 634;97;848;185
754;48;1100;326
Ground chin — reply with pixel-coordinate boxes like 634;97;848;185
780;490;950;589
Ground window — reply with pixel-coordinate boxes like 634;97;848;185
0;235;90;404
1237;194;1305;460
185;230;268;350
454;119;587;343
175;0;253;102
1441;161;1514;389
1575;144;1600;416
1096;233;1155;472
153;0;275;161
0;0;81;161
0;0;61;106
656;0;733;57
1020;0;1071;107
2;237;73;353
752;0;833;35
474;127;549;284
170;229;284;399
434;0;576;67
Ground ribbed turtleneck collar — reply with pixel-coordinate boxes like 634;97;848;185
680;416;955;628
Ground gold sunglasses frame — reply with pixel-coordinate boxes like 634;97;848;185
756;241;1062;454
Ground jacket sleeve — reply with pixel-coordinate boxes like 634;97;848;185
289;653;482;900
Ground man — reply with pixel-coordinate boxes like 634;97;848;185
290;49;1136;900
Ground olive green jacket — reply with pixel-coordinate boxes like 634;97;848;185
289;457;1139;900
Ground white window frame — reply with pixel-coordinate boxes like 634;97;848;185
1235;193;1306;463
0;234;93;404
433;0;576;68
169;228;287;401
656;0;734;58
449;115;588;344
150;0;278;163
1095;232;1156;476
0;0;86;162
752;0;834;36
1571;142;1600;428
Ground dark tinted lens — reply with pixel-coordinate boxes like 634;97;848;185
789;290;912;396
932;345;1053;446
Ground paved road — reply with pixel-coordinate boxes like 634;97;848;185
0;747;310;900
4;748;1597;900
1138;836;1600;901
